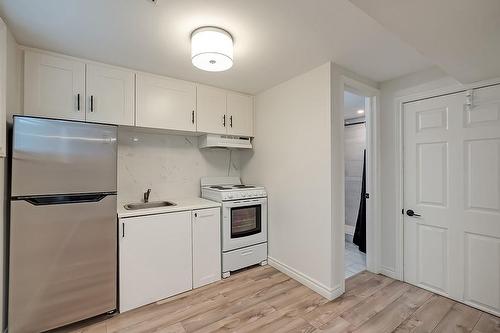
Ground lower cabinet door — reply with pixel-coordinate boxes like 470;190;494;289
192;208;221;288
119;211;192;312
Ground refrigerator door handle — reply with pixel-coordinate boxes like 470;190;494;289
14;193;116;206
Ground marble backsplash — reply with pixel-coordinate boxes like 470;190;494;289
117;127;240;204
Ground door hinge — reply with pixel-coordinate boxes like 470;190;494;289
402;209;404;215
364;193;370;199
465;89;474;111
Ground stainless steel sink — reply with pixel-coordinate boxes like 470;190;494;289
123;201;176;210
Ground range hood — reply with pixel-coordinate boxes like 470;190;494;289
199;134;252;149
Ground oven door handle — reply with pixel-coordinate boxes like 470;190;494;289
225;199;266;207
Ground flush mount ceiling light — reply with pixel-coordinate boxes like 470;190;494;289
191;27;233;72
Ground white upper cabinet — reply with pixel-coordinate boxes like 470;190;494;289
227;92;253;137
24;51;85;121
197;87;254;137
85;64;134;126
23;49;255;137
136;73;196;131
192;208;221;288
196;85;227;135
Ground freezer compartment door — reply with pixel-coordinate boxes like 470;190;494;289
8;194;117;333
12;116;117;196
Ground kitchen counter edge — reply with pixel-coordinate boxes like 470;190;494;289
117;197;221;219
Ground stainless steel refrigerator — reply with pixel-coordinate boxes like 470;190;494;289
9;116;118;332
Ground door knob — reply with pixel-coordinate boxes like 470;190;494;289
406;209;421;217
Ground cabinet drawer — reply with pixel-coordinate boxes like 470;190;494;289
222;243;267;273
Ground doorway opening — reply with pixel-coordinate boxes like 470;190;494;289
343;89;368;278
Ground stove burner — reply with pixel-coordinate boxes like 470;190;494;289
210;186;232;190
232;185;255;189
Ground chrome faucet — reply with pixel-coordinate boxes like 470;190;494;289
143;189;151;203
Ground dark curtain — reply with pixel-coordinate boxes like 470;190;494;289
353;149;366;253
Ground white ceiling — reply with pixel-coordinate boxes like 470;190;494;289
0;0;433;94
344;91;365;120
350;0;500;84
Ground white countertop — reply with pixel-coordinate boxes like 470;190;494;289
117;197;221;218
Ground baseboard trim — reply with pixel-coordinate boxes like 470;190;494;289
344;224;355;235
268;256;343;300
380;266;399;280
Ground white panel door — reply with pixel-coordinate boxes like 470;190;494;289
460;85;500;315
136;73;196;131
119;211;192;312
404;85;500;316
404;93;462;299
192;208;221;288
85;64;134;125
227;92;253;137
196;85;227;135
24;51;85;121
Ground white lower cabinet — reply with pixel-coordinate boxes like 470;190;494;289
192;208;221;288
119;207;221;312
119;211;192;313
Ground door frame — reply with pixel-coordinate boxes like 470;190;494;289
393;77;500;281
340;76;381;275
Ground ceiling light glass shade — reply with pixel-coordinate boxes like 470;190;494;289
191;27;233;72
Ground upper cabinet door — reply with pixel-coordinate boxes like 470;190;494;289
24;51;85;121
196;85;227;135
227;92;253;137
136;73;196;132
85;64;134;126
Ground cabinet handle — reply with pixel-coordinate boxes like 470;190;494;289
122;223;125;238
223;114;226;127
192;110;195;124
196;213;215;218
230;115;233;128
77;94;80;111
90;95;94;112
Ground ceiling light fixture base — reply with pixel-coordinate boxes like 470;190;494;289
191;26;234;72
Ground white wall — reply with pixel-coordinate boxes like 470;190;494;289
330;64;378;291
241;62;378;298
241;63;335;297
378;66;459;277
117;128;240;205
1;19;22;329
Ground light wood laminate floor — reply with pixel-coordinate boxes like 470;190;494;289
63;266;499;333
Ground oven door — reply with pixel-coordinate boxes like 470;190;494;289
222;198;267;252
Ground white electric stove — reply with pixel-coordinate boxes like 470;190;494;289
201;177;267;278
